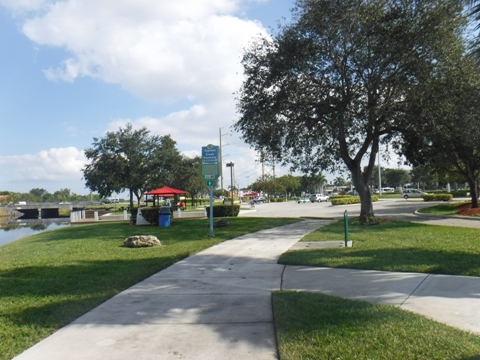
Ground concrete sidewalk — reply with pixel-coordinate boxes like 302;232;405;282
13;219;327;360
283;266;480;335
13;219;480;360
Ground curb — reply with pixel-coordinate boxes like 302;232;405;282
413;210;480;221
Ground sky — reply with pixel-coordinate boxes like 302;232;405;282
0;0;403;196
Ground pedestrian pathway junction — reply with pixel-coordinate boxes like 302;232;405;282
14;218;480;360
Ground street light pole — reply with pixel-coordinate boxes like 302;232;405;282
226;162;234;216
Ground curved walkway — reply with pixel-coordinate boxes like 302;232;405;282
13;217;480;360
13;220;327;360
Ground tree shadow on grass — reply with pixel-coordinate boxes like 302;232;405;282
0;256;186;326
279;247;480;277
273;291;480;360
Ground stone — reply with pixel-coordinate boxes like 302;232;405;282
123;235;161;248
213;219;229;228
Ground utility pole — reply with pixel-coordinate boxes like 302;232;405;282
219;128;223;193
219;127;230;194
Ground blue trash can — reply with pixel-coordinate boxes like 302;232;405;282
159;206;171;227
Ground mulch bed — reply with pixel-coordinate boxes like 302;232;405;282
456;202;480;216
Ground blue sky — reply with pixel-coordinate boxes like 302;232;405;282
0;0;299;195
1;0;408;197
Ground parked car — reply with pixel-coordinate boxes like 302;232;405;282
310;194;330;202
382;187;395;193
402;188;426;199
255;196;266;203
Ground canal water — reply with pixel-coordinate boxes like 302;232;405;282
0;218;70;247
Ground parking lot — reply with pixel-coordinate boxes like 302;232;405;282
241;198;480;228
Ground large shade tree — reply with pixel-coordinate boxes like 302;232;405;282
277;174;301;196
175;156;207;206
235;0;465;224
83;123;182;210
399;55;480;207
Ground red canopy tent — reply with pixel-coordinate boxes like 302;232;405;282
145;186;188;197
145;186;188;207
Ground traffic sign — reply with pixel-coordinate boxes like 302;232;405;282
206;179;215;186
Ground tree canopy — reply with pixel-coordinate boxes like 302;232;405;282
399;55;480;206
83;123;184;209
235;0;466;224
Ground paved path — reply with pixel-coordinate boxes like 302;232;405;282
283;266;480;335
12;215;480;360
13;220;327;360
242;199;480;228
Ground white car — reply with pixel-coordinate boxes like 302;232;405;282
402;188;426;199
310;194;330;202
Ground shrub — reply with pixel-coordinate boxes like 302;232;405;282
141;207;161;225
331;196;379;205
451;190;469;197
329;195;352;200
270;197;286;202
205;204;240;217
423;194;453;202
430;190;449;194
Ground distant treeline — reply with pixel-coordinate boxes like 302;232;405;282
0;188;101;205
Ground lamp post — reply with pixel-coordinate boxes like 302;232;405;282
219;128;230;195
226;162;234;216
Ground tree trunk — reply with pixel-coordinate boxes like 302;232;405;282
350;162;378;225
467;179;479;208
129;189;134;212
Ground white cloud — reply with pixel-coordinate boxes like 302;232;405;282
0;147;86;183
0;0;275;193
20;0;267;104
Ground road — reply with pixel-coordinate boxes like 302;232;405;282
241;199;480;229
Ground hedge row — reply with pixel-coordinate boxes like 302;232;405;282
416;190;469;197
329;195;352;200
422;194;453;202
205;204;240;217
331;196;379;205
270;198;286;202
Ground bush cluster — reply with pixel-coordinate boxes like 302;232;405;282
329;195;352;199
140;207;162;225
451;190;470;197
427;190;469;197
422;194;453;202
270;197;286;202
205;204;240;217
331;196;379;205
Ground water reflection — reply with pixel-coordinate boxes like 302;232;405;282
0;218;70;247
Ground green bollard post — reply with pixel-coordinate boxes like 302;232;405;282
344;210;349;247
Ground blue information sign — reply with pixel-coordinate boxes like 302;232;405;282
202;144;220;180
202;145;219;164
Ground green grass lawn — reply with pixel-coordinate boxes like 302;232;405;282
274;291;480;360
417;201;470;215
277;218;480;358
0;217;299;360
280;218;480;276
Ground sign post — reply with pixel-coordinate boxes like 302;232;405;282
202;144;220;237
